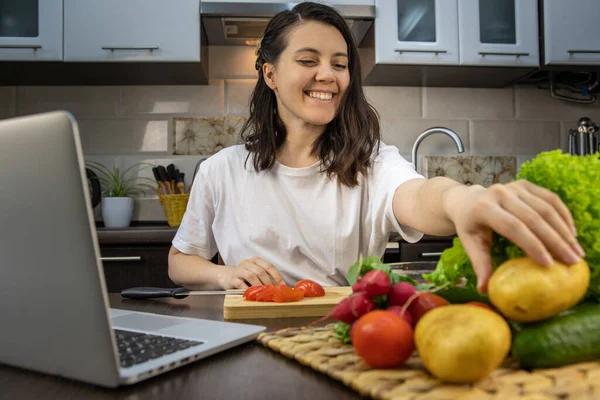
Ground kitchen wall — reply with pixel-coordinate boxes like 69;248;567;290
1;45;600;221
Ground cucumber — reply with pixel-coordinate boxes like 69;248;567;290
434;286;492;305
511;303;600;370
507;320;523;335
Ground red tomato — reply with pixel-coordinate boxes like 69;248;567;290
467;301;495;311
255;285;280;302
273;287;305;303
243;285;265;300
407;293;449;323
352;310;414;368
293;279;325;297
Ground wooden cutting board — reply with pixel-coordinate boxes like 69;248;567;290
223;286;352;320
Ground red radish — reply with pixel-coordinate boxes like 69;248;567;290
407;293;449;323
350;293;375;318
387;305;414;327
352;278;367;293
308;293;375;327
388;282;417;306
361;270;391;296
326;296;356;324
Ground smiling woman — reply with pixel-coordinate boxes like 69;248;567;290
168;2;584;296
244;2;378;182
168;2;402;290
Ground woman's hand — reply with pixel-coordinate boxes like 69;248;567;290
445;180;585;292
218;257;286;289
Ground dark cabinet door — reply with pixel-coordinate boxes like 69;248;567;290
400;242;453;262
99;245;175;293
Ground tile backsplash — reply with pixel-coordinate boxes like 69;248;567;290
424;156;517;187
173;116;246;155
2;46;600;221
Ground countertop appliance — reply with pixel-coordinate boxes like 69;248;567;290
569;117;599;156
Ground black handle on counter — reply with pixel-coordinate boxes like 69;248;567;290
121;287;189;299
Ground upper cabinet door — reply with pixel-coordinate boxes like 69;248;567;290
375;0;459;65
543;0;600;66
458;0;539;67
0;0;63;61
64;0;201;62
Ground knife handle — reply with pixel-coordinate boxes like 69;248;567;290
121;287;189;299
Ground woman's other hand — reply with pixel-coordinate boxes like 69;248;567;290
218;257;286;289
445;180;585;292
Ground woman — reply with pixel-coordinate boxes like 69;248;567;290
168;2;584;292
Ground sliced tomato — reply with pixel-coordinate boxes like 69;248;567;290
255;285;281;302
293;279;325;297
273;287;305;303
243;285;266;301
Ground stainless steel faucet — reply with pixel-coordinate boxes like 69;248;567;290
411;127;465;171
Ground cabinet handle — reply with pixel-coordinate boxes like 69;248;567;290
101;46;159;52
100;256;142;262
395;49;448;55
567;49;600;55
420;252;443;257
0;44;41;50
478;51;529;58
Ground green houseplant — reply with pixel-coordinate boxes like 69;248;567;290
86;161;157;228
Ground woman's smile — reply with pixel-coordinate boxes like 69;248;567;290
304;90;335;102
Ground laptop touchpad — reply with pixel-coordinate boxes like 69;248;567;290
112;313;185;332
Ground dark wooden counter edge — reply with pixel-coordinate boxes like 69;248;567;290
96;226;178;245
96;222;456;246
95;222;177;245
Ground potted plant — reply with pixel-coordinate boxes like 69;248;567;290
86;161;157;228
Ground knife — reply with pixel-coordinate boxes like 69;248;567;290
121;287;246;299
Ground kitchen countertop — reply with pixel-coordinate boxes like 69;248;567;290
96;222;455;246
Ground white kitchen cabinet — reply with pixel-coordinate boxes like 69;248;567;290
375;0;459;65
64;0;201;62
543;0;600;66
458;0;539;67
0;0;63;61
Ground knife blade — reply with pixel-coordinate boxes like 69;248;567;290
121;287;246;299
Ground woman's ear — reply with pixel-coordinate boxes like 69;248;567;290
262;63;277;90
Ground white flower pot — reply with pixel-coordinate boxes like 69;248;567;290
101;197;134;228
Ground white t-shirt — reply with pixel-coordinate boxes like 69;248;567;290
172;143;425;286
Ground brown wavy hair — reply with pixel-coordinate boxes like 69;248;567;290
239;1;380;187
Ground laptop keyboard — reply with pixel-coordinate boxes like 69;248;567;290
114;329;204;368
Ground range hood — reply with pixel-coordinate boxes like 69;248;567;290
200;2;375;46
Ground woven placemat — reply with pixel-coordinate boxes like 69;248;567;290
257;324;600;399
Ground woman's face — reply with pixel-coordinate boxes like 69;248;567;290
264;21;351;129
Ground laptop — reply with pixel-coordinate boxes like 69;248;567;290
0;111;265;388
